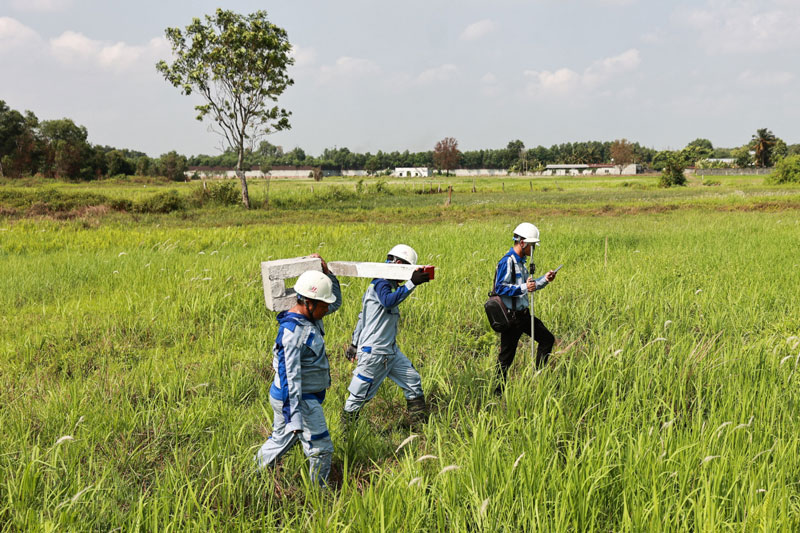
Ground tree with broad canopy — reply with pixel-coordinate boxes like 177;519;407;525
157;9;294;208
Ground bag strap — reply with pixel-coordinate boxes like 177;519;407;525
490;255;517;296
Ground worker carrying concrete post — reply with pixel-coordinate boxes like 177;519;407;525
494;223;558;393
254;254;341;487
342;244;431;428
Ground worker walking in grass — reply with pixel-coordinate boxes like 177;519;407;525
494;223;558;393
254;254;341;487
342;244;431;428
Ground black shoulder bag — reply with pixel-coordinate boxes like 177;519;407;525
484;259;516;333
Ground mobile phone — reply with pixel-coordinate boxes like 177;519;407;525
422;265;435;280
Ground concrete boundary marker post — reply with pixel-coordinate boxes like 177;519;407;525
261;256;420;311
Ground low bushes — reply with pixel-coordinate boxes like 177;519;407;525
768;155;800;184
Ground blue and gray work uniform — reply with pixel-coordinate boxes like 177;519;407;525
254;273;341;486
494;248;549;311
343;277;423;413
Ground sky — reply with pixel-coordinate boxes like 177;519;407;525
1;0;799;157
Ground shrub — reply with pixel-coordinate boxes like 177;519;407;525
191;181;240;206
767;155;800;184
134;190;186;213
659;154;687;188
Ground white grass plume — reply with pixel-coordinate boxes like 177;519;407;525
513;452;525;470
416;454;437;462
55;435;74;446
734;416;754;431
480;498;490;516
395;434;418;454
715;421;732;438
439;465;460;474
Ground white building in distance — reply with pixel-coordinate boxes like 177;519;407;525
540;164;640;176
392;167;432;177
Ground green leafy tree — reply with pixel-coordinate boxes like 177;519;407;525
156;151;188;181
39;119;92;179
610;138;634;174
106;150;134;176
0;101;26;177
364;155;381;175
751;128;777;168
772;138;788;163
135;156;151;176
433;137;459;176
732;146;752;168
504;139;525;169
686;138;713;159
157;9;294;208
659;153;687;187
767;155;800;184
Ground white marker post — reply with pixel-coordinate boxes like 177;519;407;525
261;256;421;311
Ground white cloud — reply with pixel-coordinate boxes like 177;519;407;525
583;48;641;86
319;56;380;82
290;44;316;68
524;49;640;97
416;63;457;84
0;17;41;52
49;31;168;72
480;72;497;84
9;0;72;12
679;0;800;54
460;19;497;41
738;69;795;86
524;68;581;94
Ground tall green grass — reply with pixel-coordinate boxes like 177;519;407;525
1;195;799;530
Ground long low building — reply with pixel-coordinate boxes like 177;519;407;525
539;164;641;176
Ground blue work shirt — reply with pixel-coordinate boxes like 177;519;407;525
494;248;548;311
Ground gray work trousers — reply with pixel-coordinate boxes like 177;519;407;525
254;395;333;487
343;347;423;413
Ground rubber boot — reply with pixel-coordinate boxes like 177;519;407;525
406;396;428;425
494;364;508;395
535;349;551;369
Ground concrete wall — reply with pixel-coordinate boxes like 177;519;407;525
186;169;317;179
689;168;772;176
453;169;509;176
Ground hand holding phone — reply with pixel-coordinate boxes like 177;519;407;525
546;264;563;282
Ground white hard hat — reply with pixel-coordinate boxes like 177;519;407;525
387;244;418;265
513;222;540;244
294;270;336;303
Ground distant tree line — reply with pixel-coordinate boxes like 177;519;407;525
2;101;798;180
0;100;188;180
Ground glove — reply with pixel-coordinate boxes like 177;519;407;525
345;344;357;361
410;269;430;286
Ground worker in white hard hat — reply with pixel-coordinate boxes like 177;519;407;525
493;223;558;392
254;254;341;487
342;244;431;428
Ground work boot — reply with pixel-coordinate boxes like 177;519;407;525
406;396;428;425
535;350;551;369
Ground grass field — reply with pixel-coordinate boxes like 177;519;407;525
1;174;800;531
